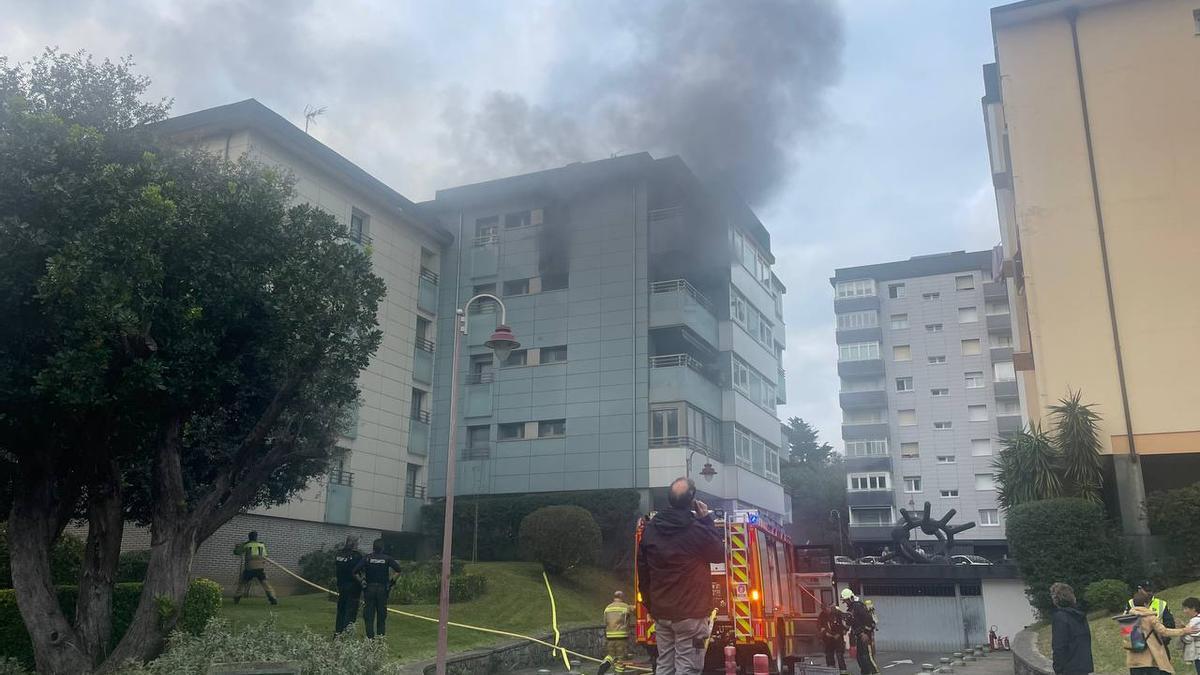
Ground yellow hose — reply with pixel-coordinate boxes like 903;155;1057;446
543;570;572;671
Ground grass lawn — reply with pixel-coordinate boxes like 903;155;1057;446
1036;578;1200;675
218;562;626;663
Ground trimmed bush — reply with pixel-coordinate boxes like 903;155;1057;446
449;573;488;603
0;524;84;588
179;578;223;635
1084;579;1130;612
117;550;152;583
519;505;600;575
1147;482;1200;581
387;566;487;605
1006;498;1124;617
298;546;338;592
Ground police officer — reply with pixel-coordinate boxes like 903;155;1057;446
598;591;632;675
333;535;364;636
353;538;402;639
233;531;278;605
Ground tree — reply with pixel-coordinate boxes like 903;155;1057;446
783;417;834;465
0;49;385;672
1049;390;1103;503
993;424;1062;511
780;418;846;552
518;506;601;575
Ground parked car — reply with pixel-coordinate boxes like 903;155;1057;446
951;554;993;566
834;556;855;565
856;555;883;565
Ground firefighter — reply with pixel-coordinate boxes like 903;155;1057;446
598;591;633;675
863;599;879;659
842;588;878;675
818;603;849;673
353;538;402;639
333;535;363;636
232;531;278;605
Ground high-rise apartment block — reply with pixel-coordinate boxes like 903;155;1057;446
422;153;789;518
832;251;1018;557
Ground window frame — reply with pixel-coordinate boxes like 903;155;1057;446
848;472;890;492
889;313;909;330
895;377;914;392
498;422;526;440
939;489;960;498
955;274;976;291
968;405;989;422
893;344;912;362
931;387;949;397
537;419;567;438
540;345;568;364
888;283;906;299
971;438;992;457
961;338;982;356
839;341;880;362
900;442;920;458
979;509;1000;526
503;278;531;296
837;310;879;331
897;409;917;427
964;371;984;389
936;455;956;464
904;476;922;493
836;278;876;299
922;292;941;301
934;421;953;430
928;355;947;364
925;323;944;333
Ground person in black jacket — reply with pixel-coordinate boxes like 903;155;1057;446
637;477;725;675
353;539;402;639
333;535;364;636
818;604;849;673
842;588;878;675
1049;583;1093;675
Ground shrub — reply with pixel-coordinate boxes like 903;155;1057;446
0;656;29;675
1147;482;1200;582
179;578;223;635
387;566;486;605
298;546;339;592
519;505;600;575
1084;579;1131;612
450;573;488;603
117;550;152;583
1006;498;1124;617
389;573;439;605
0;524;85;588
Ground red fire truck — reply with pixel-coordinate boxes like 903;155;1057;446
634;509;837;673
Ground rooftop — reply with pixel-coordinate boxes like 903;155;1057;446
830;249;995;285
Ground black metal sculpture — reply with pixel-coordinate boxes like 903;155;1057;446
879;501;976;564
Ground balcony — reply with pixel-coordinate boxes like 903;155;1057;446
649;354;722;416
993;380;1018;399
463;444;492;460
776;369;787;405
997;414;1022;438
839;389;887;409
836;326;883;345
837;358;884;378
650;279;718;348
648;435;720;461
844;454;892;472
847;490;895;507
842;422;890;441
983;281;1008;300
833;295;880;313
409;413;430;457
418;271;438;314
847;525;893;542
985;312;1011;333
989;346;1013;364
413;338;435;384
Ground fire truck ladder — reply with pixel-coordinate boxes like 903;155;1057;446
727;519;753;641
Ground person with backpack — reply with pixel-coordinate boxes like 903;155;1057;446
818;602;849;673
1124;589;1199;675
1050;583;1093;675
1180;597;1200;675
1129;581;1177;658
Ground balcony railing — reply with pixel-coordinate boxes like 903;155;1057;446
472;232;498;247
469;371;495;384
415;337;435;353
419;267;439;285
648;435;719;459
405;484;426;499
649;353;705;373
649;205;683;222
411;409;431;424
328;468;354;486
650;279;714;311
348;231;373;246
463;445;491;460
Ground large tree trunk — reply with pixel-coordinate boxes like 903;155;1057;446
75;465;124;666
8;476;92;674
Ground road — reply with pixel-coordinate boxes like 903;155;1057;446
502;650;950;674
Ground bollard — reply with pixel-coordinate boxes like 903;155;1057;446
953;652;963;660
922;664;935;672
939;658;951;665
753;653;770;675
724;645;737;675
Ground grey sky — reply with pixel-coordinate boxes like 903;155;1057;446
1;0;1002;451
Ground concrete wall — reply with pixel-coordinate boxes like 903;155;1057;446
981;578;1037;643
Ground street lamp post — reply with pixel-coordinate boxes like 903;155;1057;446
684;447;718;482
435;293;519;675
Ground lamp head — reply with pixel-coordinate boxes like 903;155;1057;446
485;324;520;361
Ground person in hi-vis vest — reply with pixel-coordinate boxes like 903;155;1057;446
597;591;633;675
233;531;278;605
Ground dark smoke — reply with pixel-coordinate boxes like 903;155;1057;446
440;0;843;205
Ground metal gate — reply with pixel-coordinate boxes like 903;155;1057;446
862;582;986;652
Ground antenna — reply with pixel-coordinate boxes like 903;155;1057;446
303;104;327;134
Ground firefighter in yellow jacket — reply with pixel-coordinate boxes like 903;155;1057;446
597;591;632;675
232;531;278;605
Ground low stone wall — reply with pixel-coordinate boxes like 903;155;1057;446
400;625;607;675
1013;628;1052;675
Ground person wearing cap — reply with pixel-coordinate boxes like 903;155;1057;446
598;591;633;675
1128;580;1176;656
842;588;878;675
333;535;364;636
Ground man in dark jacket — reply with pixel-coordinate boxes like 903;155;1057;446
842;588;878;675
637;477;725;675
818;604;849;673
333;535;364;636
353;539;402;639
1050;582;1093;675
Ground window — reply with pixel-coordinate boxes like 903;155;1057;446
997;399;1021;416
849;507;894;527
898;409;917;427
934;421;953;430
731;287;773;346
968;405;988;422
732;357;776;409
896;377;913;392
405;463;422;497
923;292;940;301
466;425;490;448
901;442;920;458
837;310;878;330
471;283;498;312
541;272;569;291
848;473;890;492
926;323;943;333
904;476;922;493
940;489;959;498
955;275;975;291
541;345;568;363
349;210;368;243
498;422;526;440
538;419;566;438
846;440;888;457
961;339;981;356
979;509;1000;526
928;355;947;364
971;439;992;457
931;388;949;397
965;371;984;389
839;342;880;362
985;300;1010;315
994;361;1016;382
888;283;906;299
975;474;996;491
835;278;874;299
474;216;499;243
502;349;528;367
504;210;532;228
991;333;1013;348
469;355;494;383
410;388;428;420
889;313;909;329
651;408;679;441
734;429;754;469
893;345;911;362
503;278;530;296
959;306;978;323
937;455;956;464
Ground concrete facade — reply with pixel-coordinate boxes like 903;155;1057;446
832;251;1017;555
423;154;788;518
984;0;1200;533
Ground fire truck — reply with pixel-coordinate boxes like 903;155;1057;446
633;509;837;673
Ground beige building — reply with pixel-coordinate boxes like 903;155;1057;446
153;99;451;584
983;0;1200;533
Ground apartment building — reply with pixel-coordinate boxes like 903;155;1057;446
983;0;1200;536
152;99;451;582
832;251;1018;557
422;153;789;519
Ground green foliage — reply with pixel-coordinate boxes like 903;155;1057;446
1049;391;1104;503
0;656;29;675
387;564;486;605
298;546;338;592
116;549;152;583
450;573;488;603
519;505;600;575
783;416;835;465
780;418;847;553
1084;579;1131;612
0;525;83;588
1146;482;1200;581
1006;498;1124;617
421;489;640;566
110;618;400;675
994;424;1063;510
178;578;222;636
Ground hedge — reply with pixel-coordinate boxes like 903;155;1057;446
519;506;600;575
1147;482;1200;582
422;489;640;567
0;579;222;669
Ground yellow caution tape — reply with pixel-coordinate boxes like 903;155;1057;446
543;571;572;671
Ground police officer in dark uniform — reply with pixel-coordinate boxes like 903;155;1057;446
333;535;364;636
353;538;402;638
